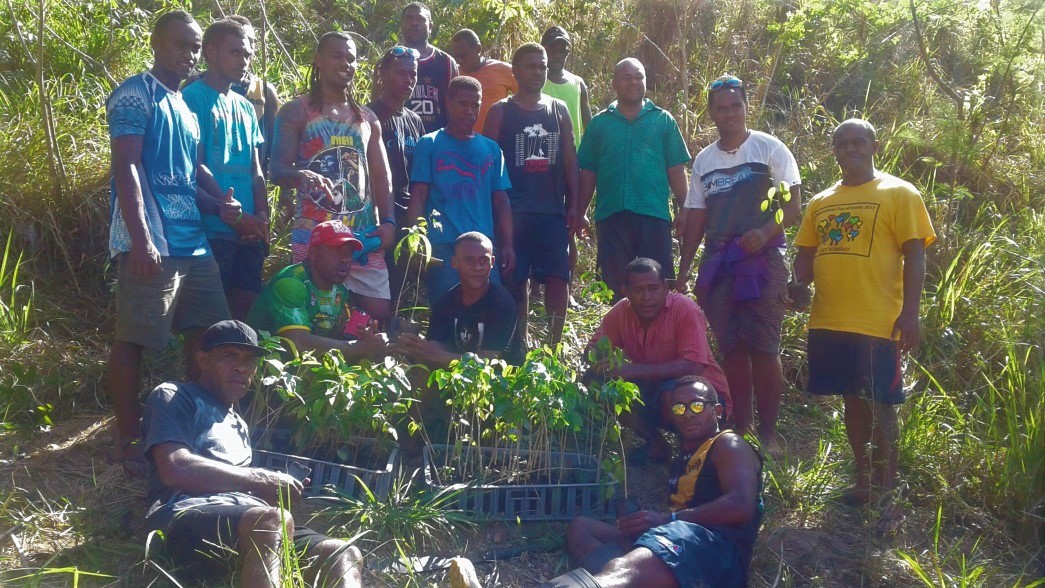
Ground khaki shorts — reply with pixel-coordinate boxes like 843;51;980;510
114;254;231;348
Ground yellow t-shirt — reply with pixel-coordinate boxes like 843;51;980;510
472;60;517;134
794;173;936;339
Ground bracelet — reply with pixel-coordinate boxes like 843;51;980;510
381;218;398;228
233;210;244;225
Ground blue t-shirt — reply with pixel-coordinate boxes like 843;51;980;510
141;381;254;513
107;72;209;258
183;80;264;241
410;130;511;245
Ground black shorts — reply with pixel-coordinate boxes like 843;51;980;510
149;500;328;578
806;329;905;404
595;211;674;295
512;211;571;283
210;239;267;294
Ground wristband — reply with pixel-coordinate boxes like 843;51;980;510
233;210;244;225
671;511;678;522
381;218;398;228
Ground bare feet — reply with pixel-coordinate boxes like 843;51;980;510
839;485;872;507
875;494;905;535
758;432;784;459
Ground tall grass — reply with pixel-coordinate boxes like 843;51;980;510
0;0;1041;585
0;232;33;347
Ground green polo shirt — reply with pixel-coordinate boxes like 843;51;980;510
577;99;691;222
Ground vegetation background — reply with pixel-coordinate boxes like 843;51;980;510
0;0;1041;586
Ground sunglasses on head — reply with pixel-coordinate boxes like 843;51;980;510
386;45;420;60
709;76;743;92
670;400;713;416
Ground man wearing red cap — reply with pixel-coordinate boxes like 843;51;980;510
247;220;388;360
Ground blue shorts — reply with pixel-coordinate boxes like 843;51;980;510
210;239;267;294
806;329;904;404
512;212;570;283
634;520;746;588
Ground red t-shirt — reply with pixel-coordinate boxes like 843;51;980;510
591;292;732;413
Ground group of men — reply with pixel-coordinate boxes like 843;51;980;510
105;5;934;587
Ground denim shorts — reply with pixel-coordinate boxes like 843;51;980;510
634;520;746;588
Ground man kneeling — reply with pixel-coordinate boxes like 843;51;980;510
142;320;362;587
559;376;762;588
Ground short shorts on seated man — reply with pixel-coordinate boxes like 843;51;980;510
552;376;762;588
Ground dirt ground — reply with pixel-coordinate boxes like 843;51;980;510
0;405;983;588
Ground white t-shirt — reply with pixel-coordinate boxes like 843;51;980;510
684;130;801;245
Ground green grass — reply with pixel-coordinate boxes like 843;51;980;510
0;0;1043;585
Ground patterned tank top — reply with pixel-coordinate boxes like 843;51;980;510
290;95;376;259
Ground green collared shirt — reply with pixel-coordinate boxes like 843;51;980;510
578;99;691;222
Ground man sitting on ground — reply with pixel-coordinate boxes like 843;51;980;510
587;258;731;464
557;376;762;588
397;232;517;369
247;220;388;360
142;320;362;587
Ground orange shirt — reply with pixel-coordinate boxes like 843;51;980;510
471;59;517;133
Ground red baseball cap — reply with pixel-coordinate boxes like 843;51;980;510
309;220;363;250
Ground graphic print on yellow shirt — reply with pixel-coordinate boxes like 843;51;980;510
794;173;936;340
811;202;877;256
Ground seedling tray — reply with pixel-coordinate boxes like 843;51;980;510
422;444;616;521
251;429;399;499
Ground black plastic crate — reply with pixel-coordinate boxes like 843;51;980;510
251;429;399;499
422;445;616;521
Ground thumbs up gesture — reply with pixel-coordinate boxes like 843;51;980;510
218;188;243;225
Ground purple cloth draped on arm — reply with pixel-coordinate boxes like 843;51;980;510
696;232;786;301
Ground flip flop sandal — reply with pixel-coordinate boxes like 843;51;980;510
115;436;148;478
838;485;871;507
538;568;604;588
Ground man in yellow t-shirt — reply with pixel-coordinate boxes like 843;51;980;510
792;118;935;531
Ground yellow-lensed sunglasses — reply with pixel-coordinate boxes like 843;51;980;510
670;400;712;416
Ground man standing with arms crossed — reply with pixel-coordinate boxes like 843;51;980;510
400;2;459;134
106;10;237;475
577;58;690;301
677;75;802;454
184;19;268;320
483;42;578;352
793;119;934;531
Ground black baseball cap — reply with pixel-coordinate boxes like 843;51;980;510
200;320;268;356
541;26;571;47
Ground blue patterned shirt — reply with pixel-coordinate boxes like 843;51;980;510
107;72;209;258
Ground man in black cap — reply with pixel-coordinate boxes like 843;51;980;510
141;320;363;587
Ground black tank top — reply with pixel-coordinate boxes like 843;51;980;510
668;437;764;580
495;98;569;215
410;48;455;134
